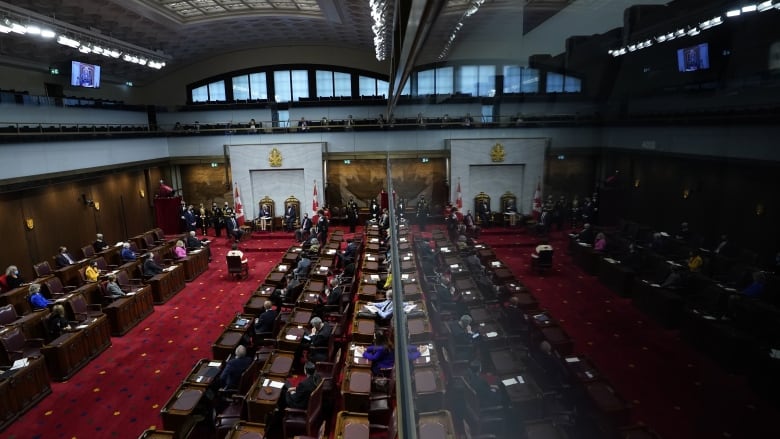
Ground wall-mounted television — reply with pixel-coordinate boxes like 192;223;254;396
70;61;101;88
677;43;710;72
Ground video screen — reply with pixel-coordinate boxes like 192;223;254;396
677;43;710;72
70;61;101;88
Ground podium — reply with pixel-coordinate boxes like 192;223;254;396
154;196;183;235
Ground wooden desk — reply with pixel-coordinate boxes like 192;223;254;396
598;258;635;298
417;410;456;439
524;419;569;439
55;262;88;287
181;248;209;282
211;329;246;361
277;324;306;352
407;317;432;343
226;314;254;333
412;343;438;367
342;367;372;412
572;243;599;275
288;309;312;326
492;267;515;285
76;314;112;357
296;290;322;310
584;380;631;426
247;375;286;423
361;273;382;287
41;331;89;381
265;271;288;288
562;355;600;384
351;318;376;344
224;421;266;438
282;249;301;265
402;283;422;301
244;294;272;316
475;321;507;350
500;373;544;420
357;283;378;302
146;265;185;304
413;365;446;412
310;263;331;280
362;261;379;273
334;411;370;439
138;429;176;438
0;286;32;316
347;342;372;368
184;359;223;387
0;355;51;431
160;383;205;435
3;309;48;340
261;350;294;378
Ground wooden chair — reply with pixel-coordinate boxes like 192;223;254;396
283;380;324;438
284;195;301;232
80;245;96;259
475;192;491;226
33;261;53;278
501;191;519;226
531;249;554;274
227;255;249;280
0;327;44;366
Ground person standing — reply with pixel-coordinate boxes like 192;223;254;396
211;202;224;237
416;195;429;231
183;204;197;233
347;197;359;233
316;209;329;244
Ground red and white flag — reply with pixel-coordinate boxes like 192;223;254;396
234;183;244;226
312;180;319;213
532;182;542;220
456;178;463;209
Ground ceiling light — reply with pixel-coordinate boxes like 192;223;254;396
742;4;758;13
57;35;80;48
726;9;741;17
10;22;26;34
758;1;774;11
40;29;55;38
25;25;40;35
78;45;91;53
0;21;11;34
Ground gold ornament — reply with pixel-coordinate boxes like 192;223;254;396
269;148;283;167
490;143;505;162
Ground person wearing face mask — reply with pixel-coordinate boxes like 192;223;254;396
1;265;25;291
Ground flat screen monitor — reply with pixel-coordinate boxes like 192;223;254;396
70;61;101;88
677;43;710;72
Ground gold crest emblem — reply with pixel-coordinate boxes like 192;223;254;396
490;143;505;162
269;147;283;167
24;217;34;230
93;202;100;211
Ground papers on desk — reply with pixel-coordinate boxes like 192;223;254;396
440;247;450;253
235;318;249;326
353;346;365;358
370;274;379;281
418;345;430;356
463;290;472;295
363;305;380;314
318;266;328;272
208;361;222;367
367;256;376;261
565;356;581;363
403;303;417;313
125;292;136;296
269;380;285;389
278;264;289;272
403;256;411;261
10;358;29;370
578;242;592;247
491;261;501;267
285;334;299;341
603;258;618;264
190;249;202;254
370;238;379;243
701;315;717;320
163;266;176;272
502;375;525;386
76;324;89;330
533;313;550;323
485;331;498;338
650;283;661;288
660;232;670;237
327;249;336;255
401;274;409;280
450;264;459;269
769;349;780;359
399;237;407;242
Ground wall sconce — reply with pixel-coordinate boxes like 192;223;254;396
633;179;641;188
81;193;98;209
93;202;100;211
756;203;765;216
682;188;690;199
139;189;145;198
24;217;34;230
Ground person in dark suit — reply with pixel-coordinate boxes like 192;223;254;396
47;304;72;340
305;317;331;363
211;202;224;237
416;195;429;231
143;253;164;277
347;197;359;233
369;198;380;222
254;301;277;334
55;246;77;268
296;213;312;242
285;203;297;232
225;214;243;242
219;345;253;391
323;277;344;306
316;209;329;243
182;204;197;232
285;362;320;409
465;361;502;407
379;208;390;231
478;199;490;228
447;314;478;361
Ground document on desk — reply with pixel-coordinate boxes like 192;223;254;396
367;256;376;261
401;274;409;280
403;303;417;313
269;380;285;389
565;356;581;363
353;346;365;358
285;334;298;341
363;305;379;314
485;331;498;338
76;324;89;329
502;377;518;386
770;349;780;359
370;274;379;281
327;249;336;255
278;265;288;272
10;358;29;370
208;361;222;367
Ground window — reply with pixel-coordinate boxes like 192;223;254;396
334;72;351;97
208;80;226;101
435;67;453;95
274;70;292;102
316;70;334;97
359;76;389;97
457;65;495;97
377;79;388;98
481;104;493;123
401;80;411;96
192;85;208;102
417;69;435;96
520;68;539;93
546;72;565;93
291;70;309;101
564;76;581;93
249;73;267;100
232;75;249;100
503;65;521;94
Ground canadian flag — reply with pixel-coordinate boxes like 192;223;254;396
532;182;542;220
456;178;463;209
312;180;319;213
234;183;244;226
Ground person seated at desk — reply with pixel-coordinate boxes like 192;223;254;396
361;331;395;375
254;301;277;334
295;213;313;243
220;345;253;391
573;223;595;245
55;246;78;268
120;242;137;262
2;265;24;291
303;237;320;256
28;283;52;310
173;240;187;259
687;250;703;273
594;232;607;252
293;255;311;279
336;239;358;269
321;277;345;307
85;260;100;282
227;243;248;265
93;233;110;253
448;315;479;357
285;362;320;409
465;360;502;406
47;304;72;340
225;214;244;242
143;253;164;277
302;317;332;363
105;274;126;299
363;290;395;320
723;272;767;319
659;265;687;290
186;231;207;249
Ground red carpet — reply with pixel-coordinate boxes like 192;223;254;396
5;225;780;438
481;227;780;439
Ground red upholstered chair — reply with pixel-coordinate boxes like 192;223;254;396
0;304;20;326
214;360;261;436
66;293;103;322
81;245;96;259
34;261;53;278
227;255;249;280
283;380;324;438
42;277;75;299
